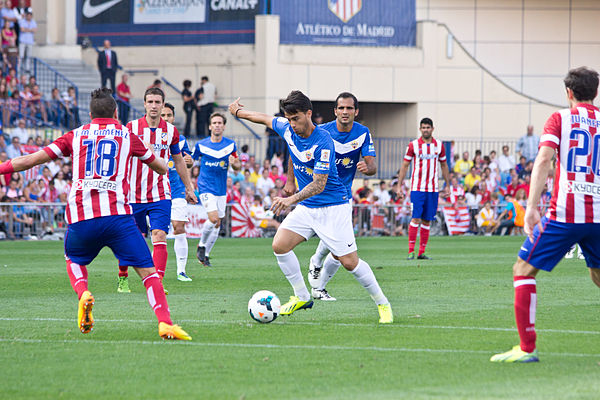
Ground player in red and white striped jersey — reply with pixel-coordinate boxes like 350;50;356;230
0;88;191;340
117;88;197;293
396;118;450;260
492;67;600;363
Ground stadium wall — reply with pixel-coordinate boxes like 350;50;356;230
77;16;556;143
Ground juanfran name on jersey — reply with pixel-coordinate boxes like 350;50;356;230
272;117;348;208
541;103;600;223
192;136;237;196
320;121;376;196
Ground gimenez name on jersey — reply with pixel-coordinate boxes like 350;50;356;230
76;128;128;138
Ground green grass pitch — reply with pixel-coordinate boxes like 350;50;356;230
0;236;598;399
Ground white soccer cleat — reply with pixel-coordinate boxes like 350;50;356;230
307;255;323;289
311;288;336;301
565;245;575;259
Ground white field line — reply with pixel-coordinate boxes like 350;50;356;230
0;316;599;335
0;337;598;358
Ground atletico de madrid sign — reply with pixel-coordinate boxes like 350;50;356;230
328;0;362;23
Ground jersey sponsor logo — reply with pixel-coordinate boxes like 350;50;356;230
73;179;118;191
368;144;375;153
293;163;313;176
336;157;354;168
204;160;227;168
168;160;174;168
315;161;330;170
152;143;170;152
321;149;330;161
564;181;600;197
418;153;439;160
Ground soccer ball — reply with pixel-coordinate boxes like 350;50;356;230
248;290;280;323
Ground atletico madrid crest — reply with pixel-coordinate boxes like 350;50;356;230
328;0;362;23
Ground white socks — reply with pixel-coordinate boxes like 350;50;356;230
313;240;330;267
275;251;310;301
174;233;188;275
199;220;215;247
205;226;220;256
351;259;388;305
317;253;341;290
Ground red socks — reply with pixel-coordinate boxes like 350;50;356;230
118;265;128;278
143;272;172;325
152;241;167;279
66;259;88;299
514;275;537;352
418;224;430;256
408;222;419;254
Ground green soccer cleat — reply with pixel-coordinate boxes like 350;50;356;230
407;252;415;260
117;276;131;293
378;303;393;324
490;345;539;363
280;296;314;315
177;272;192;282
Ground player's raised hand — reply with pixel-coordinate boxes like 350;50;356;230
524;206;543;243
228;97;244;116
270;196;294;216
283;179;297;197
356;161;368;174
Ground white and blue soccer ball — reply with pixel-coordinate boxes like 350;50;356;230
248;290;280;323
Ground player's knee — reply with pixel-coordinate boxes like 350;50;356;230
208;215;220;225
512;258;538;277
338;252;359;271
590;269;600;288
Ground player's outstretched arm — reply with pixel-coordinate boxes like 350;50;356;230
229;97;274;130
0;149;52;174
271;173;327;215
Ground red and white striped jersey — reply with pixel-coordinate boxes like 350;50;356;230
43;118;156;224
127;117;180;203
404;138;446;192
541;103;600;223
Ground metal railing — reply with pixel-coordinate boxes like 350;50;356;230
33;58;79;106
0;201;539;241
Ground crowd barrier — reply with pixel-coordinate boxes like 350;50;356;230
0;201;542;241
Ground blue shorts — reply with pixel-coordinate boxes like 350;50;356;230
518;217;600;271
65;215;154;268
410;191;439;221
131;200;172;235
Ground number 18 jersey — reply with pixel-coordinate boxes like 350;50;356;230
541;103;600;223
42;118;156;224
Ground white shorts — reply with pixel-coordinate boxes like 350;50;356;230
200;193;226;218
280;202;357;257
170;198;188;222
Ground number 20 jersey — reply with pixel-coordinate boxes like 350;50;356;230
541;103;600;223
42;118;156;224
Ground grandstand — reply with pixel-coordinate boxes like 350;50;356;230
1;1;599;398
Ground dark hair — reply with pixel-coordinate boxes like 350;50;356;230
420;117;433;127
153;79;162;86
90;88;116;119
564;67;599;101
144;87;165;102
201;76;209;81
253;195;262;202
163;102;175;116
183;79;191;88
241;144;249;153
209;112;227;124
335;92;358;109
282;90;312;114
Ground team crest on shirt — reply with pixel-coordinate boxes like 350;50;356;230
305;150;313;161
321;149;330;161
161;131;167;141
350;140;359;150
